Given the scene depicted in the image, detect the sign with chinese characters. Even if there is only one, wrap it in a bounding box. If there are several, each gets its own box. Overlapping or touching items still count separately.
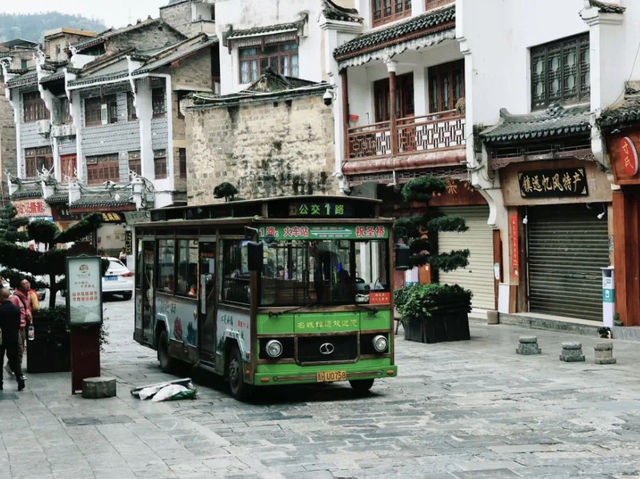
[125,230,132,255]
[617,137,639,178]
[369,292,391,305]
[66,256,103,325]
[509,213,519,280]
[518,168,588,198]
[101,212,124,223]
[13,199,52,218]
[295,316,359,332]
[288,202,349,218]
[258,224,388,241]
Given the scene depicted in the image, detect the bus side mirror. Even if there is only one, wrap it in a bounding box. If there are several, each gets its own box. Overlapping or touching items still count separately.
[247,242,263,272]
[394,244,411,271]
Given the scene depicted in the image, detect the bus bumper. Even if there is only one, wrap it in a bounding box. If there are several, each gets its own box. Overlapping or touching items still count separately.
[253,365,397,386]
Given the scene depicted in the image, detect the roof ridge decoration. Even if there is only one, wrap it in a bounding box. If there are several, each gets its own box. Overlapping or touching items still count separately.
[587,0,626,14]
[222,17,307,51]
[482,103,592,144]
[322,0,363,23]
[334,4,455,68]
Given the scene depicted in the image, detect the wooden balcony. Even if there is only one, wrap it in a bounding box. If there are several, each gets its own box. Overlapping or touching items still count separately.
[347,110,465,161]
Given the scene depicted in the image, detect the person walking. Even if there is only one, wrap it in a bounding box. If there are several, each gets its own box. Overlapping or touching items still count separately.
[119,247,127,266]
[0,288,25,391]
[9,278,33,372]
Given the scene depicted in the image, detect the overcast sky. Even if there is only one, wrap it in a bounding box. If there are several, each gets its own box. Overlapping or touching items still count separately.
[2,1,169,30]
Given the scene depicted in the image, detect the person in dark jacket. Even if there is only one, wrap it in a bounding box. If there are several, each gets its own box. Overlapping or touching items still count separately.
[0,288,25,391]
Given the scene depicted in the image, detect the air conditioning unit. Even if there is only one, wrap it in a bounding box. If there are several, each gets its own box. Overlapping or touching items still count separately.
[36,119,51,136]
[51,124,76,138]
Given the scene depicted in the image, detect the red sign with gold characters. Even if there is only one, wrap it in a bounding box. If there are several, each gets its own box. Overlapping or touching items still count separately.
[510,213,519,280]
[369,292,391,305]
[618,136,639,178]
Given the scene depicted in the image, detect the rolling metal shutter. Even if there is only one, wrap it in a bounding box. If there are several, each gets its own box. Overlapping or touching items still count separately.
[438,206,495,310]
[527,205,609,321]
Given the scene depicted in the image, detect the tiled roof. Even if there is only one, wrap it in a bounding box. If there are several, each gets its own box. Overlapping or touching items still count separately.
[70,194,135,209]
[46,193,69,204]
[322,0,362,23]
[481,103,591,144]
[67,70,129,87]
[334,4,455,59]
[135,36,218,74]
[10,184,42,200]
[39,71,66,84]
[599,88,640,129]
[6,71,38,88]
[225,21,304,42]
[190,69,327,108]
[588,0,625,14]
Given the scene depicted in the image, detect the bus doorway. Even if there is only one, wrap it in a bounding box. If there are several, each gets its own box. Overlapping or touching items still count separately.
[199,242,217,363]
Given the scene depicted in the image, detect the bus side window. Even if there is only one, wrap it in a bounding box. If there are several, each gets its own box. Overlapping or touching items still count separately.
[221,240,250,304]
[157,239,175,294]
[177,239,198,296]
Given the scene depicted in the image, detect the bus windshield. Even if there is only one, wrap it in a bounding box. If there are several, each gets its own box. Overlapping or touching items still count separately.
[260,239,389,307]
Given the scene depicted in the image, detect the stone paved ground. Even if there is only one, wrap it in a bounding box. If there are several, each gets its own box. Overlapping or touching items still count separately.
[1,297,640,478]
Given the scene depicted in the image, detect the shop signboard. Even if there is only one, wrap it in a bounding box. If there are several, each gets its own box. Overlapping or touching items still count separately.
[13,199,52,218]
[509,213,519,280]
[258,224,388,240]
[66,256,103,326]
[518,167,588,198]
[614,136,639,179]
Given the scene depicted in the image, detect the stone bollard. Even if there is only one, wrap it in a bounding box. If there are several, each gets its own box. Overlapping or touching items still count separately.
[487,310,499,325]
[594,342,616,364]
[82,377,117,399]
[559,342,585,362]
[516,336,541,355]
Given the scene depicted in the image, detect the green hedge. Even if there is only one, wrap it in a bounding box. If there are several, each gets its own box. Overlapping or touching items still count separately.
[395,283,472,322]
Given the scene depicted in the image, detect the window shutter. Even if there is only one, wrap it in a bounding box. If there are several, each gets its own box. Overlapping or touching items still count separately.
[101,103,108,125]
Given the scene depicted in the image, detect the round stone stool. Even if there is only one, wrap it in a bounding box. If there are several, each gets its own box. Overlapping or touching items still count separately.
[559,342,585,362]
[516,336,541,355]
[594,342,616,364]
[82,377,117,399]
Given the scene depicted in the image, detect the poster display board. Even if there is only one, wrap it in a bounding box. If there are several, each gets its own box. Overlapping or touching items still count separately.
[66,256,103,326]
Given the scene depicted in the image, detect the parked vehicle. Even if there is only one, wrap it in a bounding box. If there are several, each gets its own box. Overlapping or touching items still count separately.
[102,257,133,300]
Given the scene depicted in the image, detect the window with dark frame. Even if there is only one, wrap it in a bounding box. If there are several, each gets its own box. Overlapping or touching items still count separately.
[371,0,411,27]
[531,33,590,110]
[24,147,53,178]
[86,153,120,184]
[176,239,198,297]
[428,59,465,113]
[157,239,176,294]
[178,148,187,178]
[154,149,167,179]
[22,91,49,123]
[152,87,166,118]
[373,72,415,123]
[60,97,72,124]
[127,92,137,121]
[84,95,117,126]
[221,240,250,304]
[60,154,76,180]
[128,151,141,176]
[239,41,298,84]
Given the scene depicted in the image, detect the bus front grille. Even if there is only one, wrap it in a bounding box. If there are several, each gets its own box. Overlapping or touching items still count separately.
[297,335,358,364]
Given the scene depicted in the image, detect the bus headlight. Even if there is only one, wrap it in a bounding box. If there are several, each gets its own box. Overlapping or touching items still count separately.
[265,339,283,358]
[372,335,388,353]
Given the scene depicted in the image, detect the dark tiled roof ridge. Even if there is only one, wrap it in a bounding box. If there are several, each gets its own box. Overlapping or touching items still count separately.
[498,103,590,123]
[225,19,305,41]
[334,4,455,59]
[322,0,363,23]
[588,0,626,14]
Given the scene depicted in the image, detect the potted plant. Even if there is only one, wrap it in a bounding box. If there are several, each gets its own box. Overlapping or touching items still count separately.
[394,176,472,343]
[28,307,71,373]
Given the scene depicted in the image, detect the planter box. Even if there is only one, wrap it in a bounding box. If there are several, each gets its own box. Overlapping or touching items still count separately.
[403,308,470,344]
[27,320,71,373]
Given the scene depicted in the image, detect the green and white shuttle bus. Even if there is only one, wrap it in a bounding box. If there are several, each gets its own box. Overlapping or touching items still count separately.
[133,196,397,399]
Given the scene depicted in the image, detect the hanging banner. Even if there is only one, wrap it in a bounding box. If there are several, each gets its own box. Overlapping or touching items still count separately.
[509,213,519,281]
[66,256,103,325]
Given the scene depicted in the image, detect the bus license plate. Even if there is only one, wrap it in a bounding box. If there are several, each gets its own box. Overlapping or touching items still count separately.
[317,370,347,382]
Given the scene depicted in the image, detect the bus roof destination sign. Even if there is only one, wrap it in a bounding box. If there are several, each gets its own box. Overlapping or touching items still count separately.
[288,201,352,218]
[258,224,388,240]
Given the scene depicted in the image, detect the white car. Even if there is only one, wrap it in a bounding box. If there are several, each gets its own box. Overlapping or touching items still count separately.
[102,257,133,300]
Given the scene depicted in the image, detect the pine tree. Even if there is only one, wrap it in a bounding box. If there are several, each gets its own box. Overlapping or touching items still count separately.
[0,206,102,308]
[393,176,470,272]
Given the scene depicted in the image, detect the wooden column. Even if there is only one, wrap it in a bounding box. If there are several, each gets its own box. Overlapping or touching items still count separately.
[387,60,398,156]
[613,188,640,326]
[493,229,502,311]
[340,69,350,160]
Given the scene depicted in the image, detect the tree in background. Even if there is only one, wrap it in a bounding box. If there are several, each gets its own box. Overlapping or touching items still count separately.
[0,13,106,43]
[0,205,102,308]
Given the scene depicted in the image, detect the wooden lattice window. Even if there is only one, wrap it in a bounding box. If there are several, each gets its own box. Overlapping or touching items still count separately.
[178,148,186,178]
[24,146,53,178]
[152,88,166,118]
[371,0,411,27]
[428,59,464,113]
[154,149,167,179]
[239,41,299,83]
[531,33,590,110]
[424,0,453,11]
[128,151,141,176]
[373,72,415,122]
[86,154,120,184]
[22,91,49,123]
[84,95,117,126]
[60,154,76,180]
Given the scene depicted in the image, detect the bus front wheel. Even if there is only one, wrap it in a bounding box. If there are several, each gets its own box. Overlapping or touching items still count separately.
[158,330,177,373]
[228,345,253,401]
[349,378,374,395]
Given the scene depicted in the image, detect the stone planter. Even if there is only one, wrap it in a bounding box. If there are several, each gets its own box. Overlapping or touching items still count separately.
[403,308,470,343]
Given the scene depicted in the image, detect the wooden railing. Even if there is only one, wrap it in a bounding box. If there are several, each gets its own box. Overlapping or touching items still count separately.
[347,110,465,160]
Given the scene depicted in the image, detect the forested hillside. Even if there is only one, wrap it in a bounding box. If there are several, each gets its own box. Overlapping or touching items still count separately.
[0,13,106,43]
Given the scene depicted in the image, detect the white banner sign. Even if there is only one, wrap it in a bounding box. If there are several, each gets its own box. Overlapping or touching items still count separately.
[67,256,103,325]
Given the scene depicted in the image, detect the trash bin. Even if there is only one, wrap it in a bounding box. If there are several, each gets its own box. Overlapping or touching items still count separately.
[601,266,614,327]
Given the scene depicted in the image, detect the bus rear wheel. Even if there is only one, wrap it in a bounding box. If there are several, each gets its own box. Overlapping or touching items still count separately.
[227,345,253,401]
[158,330,177,373]
[349,378,374,395]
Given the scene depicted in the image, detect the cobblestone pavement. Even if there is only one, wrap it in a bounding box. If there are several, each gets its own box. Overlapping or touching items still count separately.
[2,297,640,478]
